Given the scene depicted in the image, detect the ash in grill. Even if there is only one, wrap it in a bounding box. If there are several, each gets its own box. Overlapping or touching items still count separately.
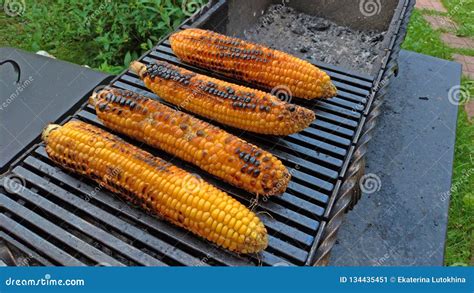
[244,5,386,74]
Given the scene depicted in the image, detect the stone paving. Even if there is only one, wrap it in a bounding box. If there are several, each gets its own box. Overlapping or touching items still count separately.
[415,0,447,12]
[465,101,474,122]
[423,15,458,31]
[416,0,473,118]
[441,33,474,50]
[453,54,474,80]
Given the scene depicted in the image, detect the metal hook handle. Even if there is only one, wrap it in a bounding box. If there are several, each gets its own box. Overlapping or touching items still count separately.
[0,59,21,84]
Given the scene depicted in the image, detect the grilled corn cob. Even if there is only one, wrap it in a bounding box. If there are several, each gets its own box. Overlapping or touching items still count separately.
[90,88,290,196]
[130,61,315,135]
[42,121,268,253]
[169,28,337,99]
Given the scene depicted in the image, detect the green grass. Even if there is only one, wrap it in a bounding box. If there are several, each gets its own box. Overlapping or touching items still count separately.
[0,0,200,74]
[402,10,452,59]
[403,5,474,266]
[446,93,474,266]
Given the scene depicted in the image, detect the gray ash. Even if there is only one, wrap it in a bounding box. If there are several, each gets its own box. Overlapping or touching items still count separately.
[243,5,386,74]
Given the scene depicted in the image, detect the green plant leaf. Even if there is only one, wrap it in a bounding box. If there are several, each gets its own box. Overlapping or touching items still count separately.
[124,51,132,66]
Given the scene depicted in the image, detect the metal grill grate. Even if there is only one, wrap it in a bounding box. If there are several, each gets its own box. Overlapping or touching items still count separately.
[1,0,415,265]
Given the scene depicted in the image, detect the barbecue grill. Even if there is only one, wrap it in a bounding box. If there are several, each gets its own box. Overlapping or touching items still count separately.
[0,0,415,266]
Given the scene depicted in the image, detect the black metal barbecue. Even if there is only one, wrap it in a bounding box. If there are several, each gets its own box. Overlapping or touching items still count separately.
[0,0,415,266]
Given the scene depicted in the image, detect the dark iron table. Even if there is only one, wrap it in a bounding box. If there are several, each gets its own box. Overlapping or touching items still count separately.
[330,50,462,266]
[0,48,111,172]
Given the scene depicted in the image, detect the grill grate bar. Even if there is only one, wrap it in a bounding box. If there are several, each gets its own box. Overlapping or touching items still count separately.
[300,127,351,148]
[4,170,169,266]
[311,120,354,138]
[0,231,53,266]
[0,194,125,266]
[1,213,85,266]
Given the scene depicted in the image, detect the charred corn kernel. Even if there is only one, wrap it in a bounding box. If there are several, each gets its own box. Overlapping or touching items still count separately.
[90,88,290,195]
[42,121,268,254]
[130,61,315,135]
[169,28,337,99]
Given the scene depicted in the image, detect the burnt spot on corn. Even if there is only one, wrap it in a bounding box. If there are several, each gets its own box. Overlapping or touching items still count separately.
[196,129,205,137]
[96,88,157,119]
[145,62,195,85]
[237,147,262,177]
